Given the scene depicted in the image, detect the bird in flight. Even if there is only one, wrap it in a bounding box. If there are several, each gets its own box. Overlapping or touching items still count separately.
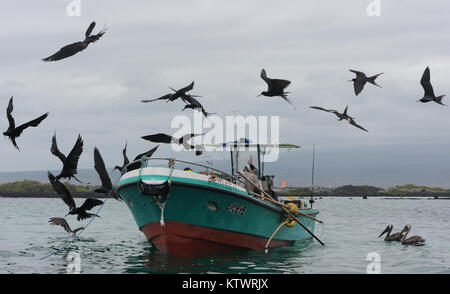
[310,106,369,132]
[48,217,84,237]
[181,94,215,117]
[113,142,129,173]
[258,69,295,109]
[417,66,446,106]
[142,133,203,150]
[48,171,103,221]
[43,21,106,62]
[3,97,49,150]
[141,81,198,103]
[348,70,383,96]
[93,147,120,200]
[50,133,84,183]
[114,143,160,173]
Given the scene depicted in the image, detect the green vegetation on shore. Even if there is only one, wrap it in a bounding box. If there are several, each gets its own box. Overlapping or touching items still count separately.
[0,179,92,194]
[276,184,450,196]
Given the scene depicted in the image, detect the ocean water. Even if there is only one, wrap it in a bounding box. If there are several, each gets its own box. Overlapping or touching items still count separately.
[0,197,449,274]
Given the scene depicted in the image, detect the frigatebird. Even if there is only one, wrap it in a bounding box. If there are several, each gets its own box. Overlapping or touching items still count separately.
[114,143,160,173]
[48,217,84,237]
[417,66,446,105]
[142,133,203,150]
[50,133,84,183]
[113,142,129,173]
[258,69,295,109]
[43,21,106,62]
[310,106,369,132]
[48,171,103,221]
[141,81,197,103]
[93,147,120,200]
[3,96,48,150]
[349,70,383,96]
[181,94,215,117]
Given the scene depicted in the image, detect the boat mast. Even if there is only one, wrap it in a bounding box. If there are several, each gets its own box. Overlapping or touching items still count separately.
[310,144,315,208]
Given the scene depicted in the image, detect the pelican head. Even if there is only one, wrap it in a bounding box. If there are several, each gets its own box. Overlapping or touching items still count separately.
[378,225,392,238]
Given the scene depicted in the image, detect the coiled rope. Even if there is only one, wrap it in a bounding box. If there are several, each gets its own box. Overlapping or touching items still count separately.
[40,175,122,260]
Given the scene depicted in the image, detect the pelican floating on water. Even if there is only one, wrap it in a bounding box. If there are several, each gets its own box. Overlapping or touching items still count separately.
[399,224,426,246]
[378,224,403,241]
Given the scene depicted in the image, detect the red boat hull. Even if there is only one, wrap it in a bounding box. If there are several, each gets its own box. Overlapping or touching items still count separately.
[141,220,294,255]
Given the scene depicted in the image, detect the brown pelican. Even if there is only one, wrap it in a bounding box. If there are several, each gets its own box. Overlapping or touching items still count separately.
[43,21,106,62]
[417,66,446,106]
[349,70,383,96]
[400,224,426,246]
[3,97,49,150]
[378,225,403,241]
[48,217,84,237]
[258,69,295,109]
[310,105,369,132]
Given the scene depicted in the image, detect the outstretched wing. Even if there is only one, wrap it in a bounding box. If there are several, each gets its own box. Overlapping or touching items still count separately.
[6,96,15,129]
[66,134,84,175]
[310,106,339,115]
[349,69,367,78]
[42,42,87,62]
[260,69,272,87]
[353,80,366,96]
[80,198,103,211]
[48,217,72,233]
[50,133,67,163]
[271,79,291,91]
[94,147,113,192]
[420,66,435,97]
[85,21,96,38]
[141,94,173,103]
[122,142,129,166]
[14,112,49,137]
[133,145,159,161]
[177,81,195,94]
[48,171,76,210]
[348,118,369,132]
[141,133,173,144]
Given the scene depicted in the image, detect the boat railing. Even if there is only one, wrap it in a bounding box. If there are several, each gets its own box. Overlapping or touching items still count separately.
[122,157,251,192]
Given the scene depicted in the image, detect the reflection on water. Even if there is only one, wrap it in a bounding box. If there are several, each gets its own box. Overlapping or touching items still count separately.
[1,197,450,273]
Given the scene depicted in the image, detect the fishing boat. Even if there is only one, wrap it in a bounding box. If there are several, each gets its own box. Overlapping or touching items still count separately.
[117,140,321,255]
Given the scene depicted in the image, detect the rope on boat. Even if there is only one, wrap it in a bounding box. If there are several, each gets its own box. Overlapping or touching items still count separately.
[40,176,122,261]
[265,220,290,254]
[157,157,175,227]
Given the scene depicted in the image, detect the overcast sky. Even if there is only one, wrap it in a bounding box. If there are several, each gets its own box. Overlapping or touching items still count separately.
[1,0,450,188]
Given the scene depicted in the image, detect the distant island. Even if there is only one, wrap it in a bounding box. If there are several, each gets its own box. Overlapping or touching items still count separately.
[276,184,450,197]
[1,180,449,198]
[0,179,107,198]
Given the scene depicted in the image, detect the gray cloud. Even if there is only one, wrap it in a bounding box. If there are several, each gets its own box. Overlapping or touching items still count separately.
[1,1,450,188]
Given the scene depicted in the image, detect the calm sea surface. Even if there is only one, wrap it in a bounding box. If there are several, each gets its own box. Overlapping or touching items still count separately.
[0,197,449,274]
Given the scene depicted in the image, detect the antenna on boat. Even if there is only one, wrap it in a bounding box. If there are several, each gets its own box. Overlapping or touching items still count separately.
[310,144,315,208]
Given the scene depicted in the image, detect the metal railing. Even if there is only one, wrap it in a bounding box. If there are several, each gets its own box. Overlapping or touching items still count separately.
[122,157,250,191]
